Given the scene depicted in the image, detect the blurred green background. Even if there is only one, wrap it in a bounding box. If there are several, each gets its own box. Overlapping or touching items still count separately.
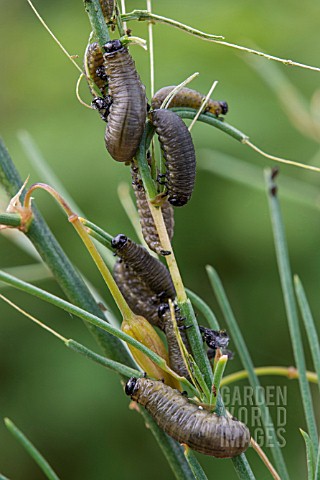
[1,0,320,478]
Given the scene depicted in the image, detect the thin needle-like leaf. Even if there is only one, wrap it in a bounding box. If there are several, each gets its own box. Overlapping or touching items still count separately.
[265,169,318,450]
[207,266,289,480]
[294,275,320,397]
[316,443,320,480]
[300,429,316,480]
[186,288,219,330]
[4,418,60,480]
[183,446,209,480]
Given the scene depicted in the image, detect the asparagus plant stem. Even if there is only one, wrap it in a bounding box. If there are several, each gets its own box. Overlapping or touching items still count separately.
[265,169,318,451]
[207,266,289,480]
[4,418,60,480]
[83,0,110,45]
[183,446,208,480]
[0,213,22,228]
[210,355,228,407]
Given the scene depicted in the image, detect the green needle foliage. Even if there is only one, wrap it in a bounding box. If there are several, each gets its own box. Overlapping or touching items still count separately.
[4,419,60,480]
[300,430,316,480]
[265,169,318,451]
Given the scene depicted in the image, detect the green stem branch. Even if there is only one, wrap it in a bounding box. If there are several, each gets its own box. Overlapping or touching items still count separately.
[83,0,110,45]
[4,418,60,480]
[0,213,22,228]
[265,169,318,450]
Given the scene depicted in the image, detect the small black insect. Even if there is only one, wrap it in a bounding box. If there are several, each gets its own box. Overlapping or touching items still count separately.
[151,86,228,116]
[150,109,196,207]
[131,164,174,255]
[103,40,147,163]
[112,234,175,299]
[125,377,251,458]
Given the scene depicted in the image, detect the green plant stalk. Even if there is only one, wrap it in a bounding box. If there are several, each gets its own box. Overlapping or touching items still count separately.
[265,169,318,450]
[86,227,113,251]
[141,229,253,474]
[300,429,316,480]
[137,408,196,480]
[69,337,197,397]
[178,299,213,389]
[183,446,208,480]
[221,366,318,386]
[135,127,215,390]
[0,139,133,366]
[0,213,22,227]
[4,418,60,480]
[83,0,110,45]
[207,266,289,480]
[66,340,142,378]
[210,355,228,408]
[294,276,320,396]
[186,288,220,330]
[114,2,125,37]
[135,125,254,480]
[80,217,113,248]
[135,124,158,200]
[231,455,256,480]
[171,108,248,142]
[0,474,10,480]
[120,10,320,73]
[316,443,320,480]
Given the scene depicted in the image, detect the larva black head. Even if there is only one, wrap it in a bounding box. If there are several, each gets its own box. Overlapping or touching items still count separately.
[219,101,228,115]
[169,195,188,207]
[158,303,170,318]
[103,39,123,54]
[111,234,128,250]
[125,377,138,396]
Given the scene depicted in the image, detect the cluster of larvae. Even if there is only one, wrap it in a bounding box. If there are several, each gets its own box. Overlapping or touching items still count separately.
[84,4,250,458]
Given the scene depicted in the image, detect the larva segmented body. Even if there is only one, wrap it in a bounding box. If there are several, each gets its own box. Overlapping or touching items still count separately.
[84,42,107,96]
[150,109,196,207]
[113,259,162,327]
[158,303,191,379]
[126,377,251,458]
[103,40,147,163]
[111,234,175,299]
[151,86,228,116]
[131,164,174,255]
[99,0,115,22]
